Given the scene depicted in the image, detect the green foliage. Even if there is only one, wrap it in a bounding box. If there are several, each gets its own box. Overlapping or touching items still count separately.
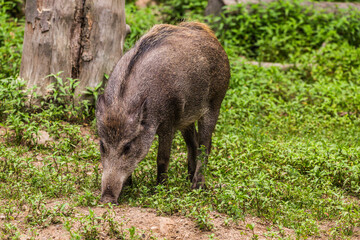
[0,74,97,145]
[160,0,207,23]
[64,208,155,239]
[84,81,104,106]
[0,77,27,121]
[75,189,100,207]
[141,0,360,63]
[1,0,24,18]
[312,0,360,2]
[25,199,74,226]
[0,0,24,78]
[0,222,20,239]
[124,4,161,52]
[208,0,360,62]
[46,72,80,109]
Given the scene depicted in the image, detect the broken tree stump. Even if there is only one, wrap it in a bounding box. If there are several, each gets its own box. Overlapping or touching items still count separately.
[20,0,127,101]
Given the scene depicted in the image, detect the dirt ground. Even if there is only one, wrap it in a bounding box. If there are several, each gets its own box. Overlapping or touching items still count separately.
[3,203,296,240]
[3,198,360,239]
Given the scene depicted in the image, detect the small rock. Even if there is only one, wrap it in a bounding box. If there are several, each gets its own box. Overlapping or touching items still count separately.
[151,226,159,231]
[37,130,53,145]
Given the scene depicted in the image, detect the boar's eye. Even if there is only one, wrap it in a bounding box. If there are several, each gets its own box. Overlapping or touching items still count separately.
[123,142,132,155]
[100,140,105,153]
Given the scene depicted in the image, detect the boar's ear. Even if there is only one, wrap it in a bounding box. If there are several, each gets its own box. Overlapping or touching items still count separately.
[96,94,106,115]
[128,97,147,125]
[139,98,148,126]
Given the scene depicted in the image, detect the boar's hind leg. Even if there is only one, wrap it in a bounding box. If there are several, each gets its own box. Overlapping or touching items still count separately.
[191,107,221,189]
[156,128,175,184]
[181,123,199,181]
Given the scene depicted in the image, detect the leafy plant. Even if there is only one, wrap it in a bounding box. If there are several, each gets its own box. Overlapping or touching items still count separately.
[46,72,80,109]
[0,0,24,78]
[124,4,161,52]
[84,81,104,106]
[207,0,360,62]
[0,222,20,240]
[160,0,207,23]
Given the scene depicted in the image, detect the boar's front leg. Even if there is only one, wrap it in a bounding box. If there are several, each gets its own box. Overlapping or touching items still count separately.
[156,127,175,184]
[191,106,221,189]
[181,123,198,181]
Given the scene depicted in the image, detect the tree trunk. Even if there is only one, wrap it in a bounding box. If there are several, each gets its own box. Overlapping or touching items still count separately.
[20,0,126,101]
[205,0,225,16]
[205,0,360,15]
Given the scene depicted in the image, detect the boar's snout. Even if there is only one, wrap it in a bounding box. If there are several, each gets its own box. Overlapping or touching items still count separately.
[99,172,126,205]
[100,192,119,205]
[100,185,121,205]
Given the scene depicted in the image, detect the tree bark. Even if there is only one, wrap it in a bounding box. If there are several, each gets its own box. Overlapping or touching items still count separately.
[20,0,126,101]
[205,0,225,16]
[205,0,360,15]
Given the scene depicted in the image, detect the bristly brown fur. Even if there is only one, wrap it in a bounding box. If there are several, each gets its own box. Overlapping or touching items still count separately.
[98,108,126,144]
[178,22,217,39]
[97,95,146,144]
[123,25,177,88]
[97,20,230,204]
[119,22,217,97]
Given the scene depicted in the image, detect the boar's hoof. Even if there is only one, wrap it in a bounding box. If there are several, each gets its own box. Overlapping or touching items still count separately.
[191,181,207,190]
[156,174,168,185]
[191,175,206,189]
[100,195,119,205]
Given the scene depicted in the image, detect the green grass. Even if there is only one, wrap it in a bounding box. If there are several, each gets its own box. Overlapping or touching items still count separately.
[1,0,360,239]
[0,0,24,79]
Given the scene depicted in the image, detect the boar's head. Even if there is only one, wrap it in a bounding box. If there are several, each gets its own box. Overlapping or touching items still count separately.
[96,94,155,204]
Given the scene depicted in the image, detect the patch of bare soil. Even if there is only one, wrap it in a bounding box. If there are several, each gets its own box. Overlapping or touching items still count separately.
[84,206,296,240]
[0,125,8,143]
[80,124,97,142]
[2,202,296,240]
[5,202,360,240]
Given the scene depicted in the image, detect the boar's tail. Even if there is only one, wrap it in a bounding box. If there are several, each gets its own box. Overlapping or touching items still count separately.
[178,22,217,40]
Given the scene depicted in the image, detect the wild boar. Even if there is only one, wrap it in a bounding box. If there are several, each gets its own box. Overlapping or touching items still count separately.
[96,22,230,204]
